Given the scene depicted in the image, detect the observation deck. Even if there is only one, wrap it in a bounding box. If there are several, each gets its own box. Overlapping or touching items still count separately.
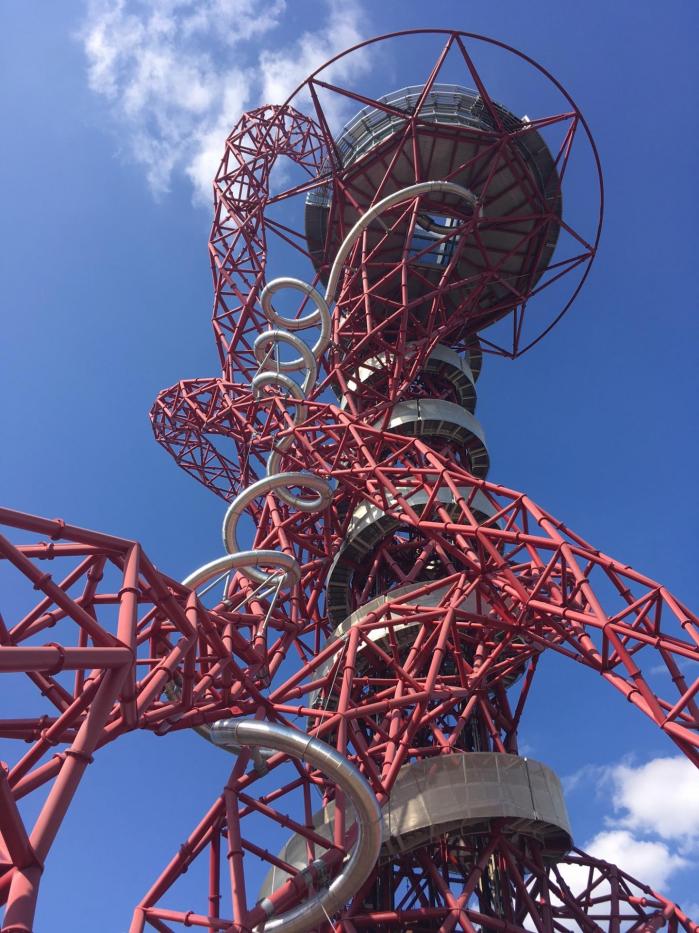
[259,753,572,900]
[306,84,562,333]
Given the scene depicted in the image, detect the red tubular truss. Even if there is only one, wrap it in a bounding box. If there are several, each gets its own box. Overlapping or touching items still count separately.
[2,28,697,933]
[0,509,269,931]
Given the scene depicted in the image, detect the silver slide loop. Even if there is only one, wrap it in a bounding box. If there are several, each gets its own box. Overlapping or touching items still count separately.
[253,328,318,389]
[251,370,308,423]
[260,276,331,361]
[324,180,480,304]
[209,719,382,933]
[266,444,292,479]
[218,271,333,589]
[222,473,332,586]
[182,551,301,591]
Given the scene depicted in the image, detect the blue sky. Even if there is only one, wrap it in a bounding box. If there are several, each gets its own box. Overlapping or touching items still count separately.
[1,0,698,927]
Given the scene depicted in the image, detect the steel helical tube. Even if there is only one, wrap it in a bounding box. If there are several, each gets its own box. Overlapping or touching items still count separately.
[191,180,478,592]
[181,180,481,921]
[209,719,382,933]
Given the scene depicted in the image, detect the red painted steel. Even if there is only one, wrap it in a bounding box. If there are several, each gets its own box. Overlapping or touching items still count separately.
[0,510,268,930]
[1,28,697,933]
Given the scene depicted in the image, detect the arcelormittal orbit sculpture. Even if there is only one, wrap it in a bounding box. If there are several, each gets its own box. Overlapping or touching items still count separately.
[2,29,699,933]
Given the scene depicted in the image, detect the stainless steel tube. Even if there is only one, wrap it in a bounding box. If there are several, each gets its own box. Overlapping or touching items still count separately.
[324,180,480,303]
[210,719,382,933]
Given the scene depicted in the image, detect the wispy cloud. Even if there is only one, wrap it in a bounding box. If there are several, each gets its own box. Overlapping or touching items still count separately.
[561,761,611,796]
[563,755,698,904]
[258,0,369,121]
[79,0,369,203]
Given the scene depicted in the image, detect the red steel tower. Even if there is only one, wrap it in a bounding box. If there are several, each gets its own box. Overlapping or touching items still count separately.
[2,28,699,933]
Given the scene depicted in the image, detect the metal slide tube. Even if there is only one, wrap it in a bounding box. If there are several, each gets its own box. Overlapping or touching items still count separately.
[260,276,331,361]
[180,181,481,923]
[189,279,334,591]
[324,180,479,304]
[190,181,477,595]
[253,329,317,390]
[182,551,301,591]
[221,473,333,587]
[209,719,382,933]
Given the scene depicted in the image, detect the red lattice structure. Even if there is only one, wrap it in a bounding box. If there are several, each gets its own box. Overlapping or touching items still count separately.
[0,508,277,931]
[2,28,698,933]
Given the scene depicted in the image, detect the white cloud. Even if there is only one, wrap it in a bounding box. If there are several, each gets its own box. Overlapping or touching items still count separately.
[554,829,689,912]
[608,756,699,842]
[586,828,688,891]
[79,0,370,202]
[559,755,699,913]
[565,755,699,845]
[259,0,368,125]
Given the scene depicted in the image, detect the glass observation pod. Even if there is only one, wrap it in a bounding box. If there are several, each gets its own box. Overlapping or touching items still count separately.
[305,84,562,334]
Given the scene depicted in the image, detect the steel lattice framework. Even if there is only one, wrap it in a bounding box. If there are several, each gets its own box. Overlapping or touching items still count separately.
[1,28,698,933]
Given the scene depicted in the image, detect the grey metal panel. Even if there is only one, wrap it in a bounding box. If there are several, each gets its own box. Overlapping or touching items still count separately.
[305,84,561,323]
[308,582,480,715]
[330,580,476,643]
[336,342,479,410]
[346,484,495,546]
[310,581,534,723]
[383,399,489,477]
[258,753,573,899]
[327,85,555,189]
[326,485,497,625]
[381,755,571,856]
[425,341,481,385]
